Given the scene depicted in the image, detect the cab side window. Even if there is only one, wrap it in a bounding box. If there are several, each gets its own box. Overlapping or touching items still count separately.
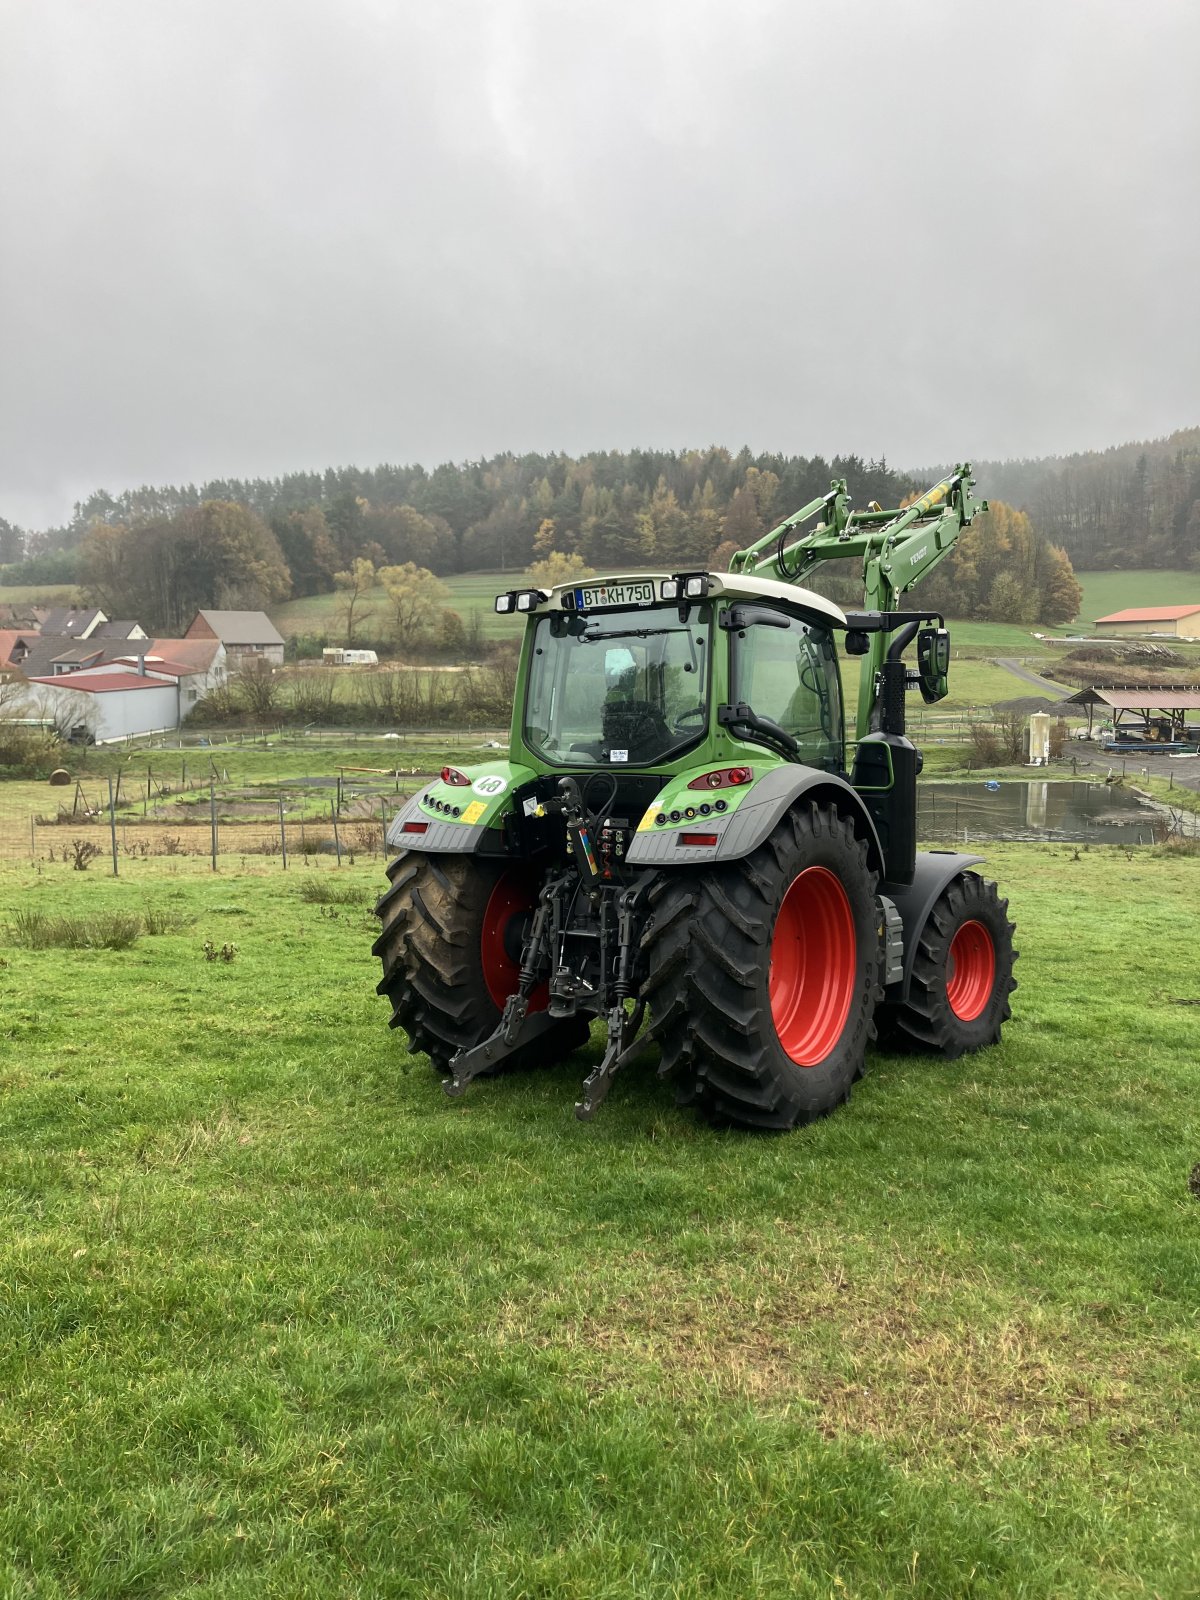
[732,616,843,769]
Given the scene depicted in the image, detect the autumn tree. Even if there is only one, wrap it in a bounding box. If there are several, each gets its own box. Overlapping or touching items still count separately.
[378,562,450,649]
[722,486,761,549]
[1036,543,1083,624]
[271,507,338,597]
[531,518,558,558]
[362,504,446,570]
[525,551,595,588]
[80,500,290,633]
[334,557,377,644]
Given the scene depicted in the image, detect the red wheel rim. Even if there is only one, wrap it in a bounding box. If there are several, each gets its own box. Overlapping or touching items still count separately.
[946,919,995,1022]
[480,869,547,1013]
[769,866,857,1066]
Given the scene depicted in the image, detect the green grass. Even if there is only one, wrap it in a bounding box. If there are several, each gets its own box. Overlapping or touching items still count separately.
[0,846,1196,1595]
[0,583,80,606]
[1074,569,1200,626]
[272,571,519,645]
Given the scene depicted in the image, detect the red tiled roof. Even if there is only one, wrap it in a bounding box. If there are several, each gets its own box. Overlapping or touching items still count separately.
[0,629,39,664]
[148,637,221,669]
[1096,605,1200,623]
[26,671,174,693]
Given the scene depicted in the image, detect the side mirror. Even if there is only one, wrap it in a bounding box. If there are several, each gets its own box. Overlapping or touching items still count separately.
[843,629,871,657]
[916,626,950,704]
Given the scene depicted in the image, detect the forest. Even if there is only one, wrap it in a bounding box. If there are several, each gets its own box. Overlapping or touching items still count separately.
[6,426,1196,631]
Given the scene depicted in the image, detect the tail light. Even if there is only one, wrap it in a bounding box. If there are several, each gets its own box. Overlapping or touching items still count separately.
[441,767,471,786]
[402,821,429,834]
[687,766,753,791]
[679,832,719,848]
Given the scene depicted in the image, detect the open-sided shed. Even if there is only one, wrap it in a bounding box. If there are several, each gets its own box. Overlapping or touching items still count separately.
[1058,685,1200,739]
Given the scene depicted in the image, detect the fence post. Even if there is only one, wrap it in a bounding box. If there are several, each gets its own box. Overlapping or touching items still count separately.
[210,779,218,872]
[30,814,36,863]
[108,777,119,877]
[380,797,388,856]
[331,799,342,865]
[278,791,288,870]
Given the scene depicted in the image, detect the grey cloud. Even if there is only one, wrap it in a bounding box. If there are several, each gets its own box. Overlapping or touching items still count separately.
[2,0,1198,527]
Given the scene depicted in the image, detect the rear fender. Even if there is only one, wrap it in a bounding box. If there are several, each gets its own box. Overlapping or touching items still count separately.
[384,761,533,855]
[625,764,885,874]
[881,851,985,1001]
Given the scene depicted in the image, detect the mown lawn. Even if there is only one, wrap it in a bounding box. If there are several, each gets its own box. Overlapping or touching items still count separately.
[272,573,518,645]
[0,842,1196,1597]
[1074,570,1200,626]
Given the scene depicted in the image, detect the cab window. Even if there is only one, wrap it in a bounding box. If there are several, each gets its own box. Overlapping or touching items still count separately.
[730,613,843,770]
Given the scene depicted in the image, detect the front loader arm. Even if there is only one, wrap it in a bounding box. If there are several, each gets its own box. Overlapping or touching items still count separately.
[731,464,987,739]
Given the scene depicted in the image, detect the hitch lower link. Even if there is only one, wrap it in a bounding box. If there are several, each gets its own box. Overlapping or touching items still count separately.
[443,878,649,1121]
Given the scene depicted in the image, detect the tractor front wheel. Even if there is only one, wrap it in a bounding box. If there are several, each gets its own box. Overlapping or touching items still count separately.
[876,874,1017,1056]
[643,802,882,1130]
[373,852,591,1075]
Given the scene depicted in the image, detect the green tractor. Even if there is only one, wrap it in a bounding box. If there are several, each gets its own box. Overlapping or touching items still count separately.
[373,464,1017,1129]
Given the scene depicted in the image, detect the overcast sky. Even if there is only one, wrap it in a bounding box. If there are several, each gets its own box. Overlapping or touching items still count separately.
[2,0,1198,529]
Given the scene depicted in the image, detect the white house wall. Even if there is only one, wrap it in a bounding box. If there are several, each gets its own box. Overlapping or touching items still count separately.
[28,681,179,742]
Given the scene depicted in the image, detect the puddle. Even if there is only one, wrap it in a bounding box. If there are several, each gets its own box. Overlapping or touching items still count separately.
[917,780,1158,844]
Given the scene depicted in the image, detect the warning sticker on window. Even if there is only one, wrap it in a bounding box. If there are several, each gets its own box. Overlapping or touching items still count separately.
[610,749,629,763]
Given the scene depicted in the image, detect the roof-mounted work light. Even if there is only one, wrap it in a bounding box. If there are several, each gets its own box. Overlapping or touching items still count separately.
[663,572,711,605]
[494,592,517,614]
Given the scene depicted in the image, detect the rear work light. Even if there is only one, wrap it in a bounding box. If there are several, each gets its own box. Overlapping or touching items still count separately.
[402,821,429,834]
[441,767,471,786]
[687,766,753,790]
[494,592,516,614]
[679,832,719,848]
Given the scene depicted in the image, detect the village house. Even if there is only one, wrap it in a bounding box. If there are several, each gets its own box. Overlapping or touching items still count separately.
[185,610,285,667]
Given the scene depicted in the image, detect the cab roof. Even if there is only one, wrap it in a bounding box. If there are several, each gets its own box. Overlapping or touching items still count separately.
[540,572,847,628]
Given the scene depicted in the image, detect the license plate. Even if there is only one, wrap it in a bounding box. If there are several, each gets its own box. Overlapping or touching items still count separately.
[575,580,655,609]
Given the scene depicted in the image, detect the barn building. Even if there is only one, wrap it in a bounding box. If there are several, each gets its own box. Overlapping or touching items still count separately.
[1095,605,1200,639]
[185,610,285,667]
[24,670,180,743]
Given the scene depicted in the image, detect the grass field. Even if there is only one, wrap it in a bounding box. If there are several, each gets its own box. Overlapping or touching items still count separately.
[0,841,1197,1595]
[0,583,79,607]
[272,573,518,645]
[1073,570,1200,626]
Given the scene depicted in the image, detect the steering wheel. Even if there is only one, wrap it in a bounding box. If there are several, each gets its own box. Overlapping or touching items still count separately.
[672,705,707,733]
[603,698,671,758]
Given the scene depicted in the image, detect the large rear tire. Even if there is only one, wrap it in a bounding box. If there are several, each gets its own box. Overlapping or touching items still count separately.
[642,802,883,1130]
[876,874,1017,1057]
[373,853,591,1074]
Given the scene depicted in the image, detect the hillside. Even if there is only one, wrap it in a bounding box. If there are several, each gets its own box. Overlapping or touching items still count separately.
[1071,569,1200,625]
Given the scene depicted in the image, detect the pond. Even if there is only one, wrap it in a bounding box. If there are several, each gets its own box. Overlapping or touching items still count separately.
[916,780,1158,845]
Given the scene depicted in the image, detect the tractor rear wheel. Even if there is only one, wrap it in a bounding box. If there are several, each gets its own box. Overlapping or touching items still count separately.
[642,802,882,1130]
[373,852,591,1074]
[876,874,1016,1056]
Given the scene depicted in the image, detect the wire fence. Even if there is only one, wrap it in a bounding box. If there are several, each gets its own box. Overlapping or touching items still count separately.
[4,769,419,872]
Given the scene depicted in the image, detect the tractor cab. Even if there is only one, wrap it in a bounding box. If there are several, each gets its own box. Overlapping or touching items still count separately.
[506,570,847,781]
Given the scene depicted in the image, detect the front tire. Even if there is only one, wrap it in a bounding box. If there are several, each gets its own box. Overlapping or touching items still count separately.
[373,853,590,1074]
[642,802,883,1130]
[876,874,1017,1056]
